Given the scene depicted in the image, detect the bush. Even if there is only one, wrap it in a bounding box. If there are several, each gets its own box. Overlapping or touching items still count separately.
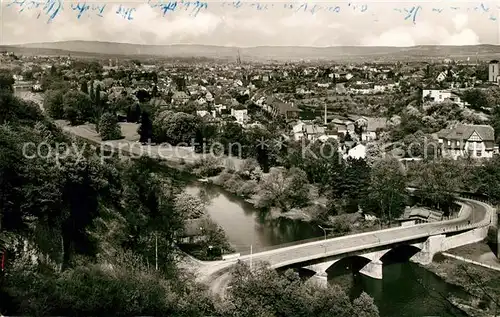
[213,169,235,186]
[99,113,123,141]
[238,158,259,178]
[332,215,351,234]
[236,179,258,198]
[1,261,183,316]
[223,174,244,192]
[191,157,223,177]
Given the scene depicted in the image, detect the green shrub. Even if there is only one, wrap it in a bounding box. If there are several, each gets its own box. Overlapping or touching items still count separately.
[99,113,123,141]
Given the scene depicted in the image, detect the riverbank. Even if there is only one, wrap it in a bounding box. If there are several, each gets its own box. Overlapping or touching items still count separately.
[425,243,500,316]
[205,171,387,235]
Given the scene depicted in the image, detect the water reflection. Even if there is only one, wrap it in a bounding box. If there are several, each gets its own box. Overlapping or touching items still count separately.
[186,183,322,253]
[330,263,470,317]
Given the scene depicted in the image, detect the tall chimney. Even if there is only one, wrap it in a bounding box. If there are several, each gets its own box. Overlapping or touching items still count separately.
[324,104,327,125]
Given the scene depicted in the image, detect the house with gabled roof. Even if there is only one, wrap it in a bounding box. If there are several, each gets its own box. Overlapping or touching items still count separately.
[263,96,301,120]
[303,124,325,142]
[437,124,498,159]
[361,117,388,141]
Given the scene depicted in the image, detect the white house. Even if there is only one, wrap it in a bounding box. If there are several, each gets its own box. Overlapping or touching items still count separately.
[196,110,217,118]
[318,134,338,142]
[231,108,249,124]
[422,89,464,106]
[422,89,452,103]
[436,72,447,82]
[345,144,366,160]
[292,122,305,141]
[437,124,498,159]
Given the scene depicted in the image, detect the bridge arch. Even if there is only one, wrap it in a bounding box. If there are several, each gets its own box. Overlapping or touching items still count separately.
[325,255,372,278]
[380,244,422,265]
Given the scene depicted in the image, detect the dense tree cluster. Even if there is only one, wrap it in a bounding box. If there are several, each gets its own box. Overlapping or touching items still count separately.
[224,262,379,317]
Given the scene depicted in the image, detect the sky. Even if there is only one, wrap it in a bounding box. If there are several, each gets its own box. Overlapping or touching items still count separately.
[0,0,499,46]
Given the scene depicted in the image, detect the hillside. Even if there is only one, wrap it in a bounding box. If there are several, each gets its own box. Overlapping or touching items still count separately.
[3,41,500,62]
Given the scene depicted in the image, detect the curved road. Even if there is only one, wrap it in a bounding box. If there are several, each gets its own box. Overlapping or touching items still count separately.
[196,197,494,297]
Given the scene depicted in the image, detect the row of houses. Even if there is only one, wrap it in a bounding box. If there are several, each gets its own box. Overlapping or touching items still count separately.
[291,116,388,143]
[289,122,498,162]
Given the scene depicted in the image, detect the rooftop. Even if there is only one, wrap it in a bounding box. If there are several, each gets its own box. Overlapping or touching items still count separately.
[400,207,443,222]
[437,124,495,142]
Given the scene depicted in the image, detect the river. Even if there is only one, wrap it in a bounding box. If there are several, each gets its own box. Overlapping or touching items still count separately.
[188,182,472,317]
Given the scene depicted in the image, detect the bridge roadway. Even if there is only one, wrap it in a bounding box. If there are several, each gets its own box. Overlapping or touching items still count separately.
[196,197,494,296]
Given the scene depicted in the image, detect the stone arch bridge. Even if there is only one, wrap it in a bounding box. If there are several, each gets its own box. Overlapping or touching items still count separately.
[194,197,495,295]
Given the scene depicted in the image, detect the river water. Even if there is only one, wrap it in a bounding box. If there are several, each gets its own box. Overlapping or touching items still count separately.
[187,182,472,317]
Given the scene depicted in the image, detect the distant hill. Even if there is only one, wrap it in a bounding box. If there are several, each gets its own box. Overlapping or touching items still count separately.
[3,41,500,62]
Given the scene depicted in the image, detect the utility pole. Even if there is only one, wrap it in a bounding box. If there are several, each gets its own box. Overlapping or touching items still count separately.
[250,244,253,270]
[324,104,327,125]
[318,225,327,240]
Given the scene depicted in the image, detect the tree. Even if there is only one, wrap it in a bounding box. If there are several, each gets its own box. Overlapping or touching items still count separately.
[62,90,93,125]
[153,112,200,145]
[353,292,380,317]
[50,65,58,76]
[256,167,311,210]
[113,96,135,115]
[138,111,153,144]
[218,121,244,155]
[127,104,142,123]
[89,80,94,101]
[44,90,65,119]
[491,105,500,144]
[95,84,101,110]
[364,157,407,222]
[198,217,232,257]
[0,70,15,91]
[173,192,205,219]
[120,157,185,269]
[174,76,186,91]
[285,167,311,208]
[470,156,500,203]
[365,142,382,165]
[239,158,260,177]
[244,126,281,170]
[409,159,464,214]
[339,158,371,213]
[136,89,151,103]
[462,89,490,111]
[80,81,88,94]
[99,113,122,141]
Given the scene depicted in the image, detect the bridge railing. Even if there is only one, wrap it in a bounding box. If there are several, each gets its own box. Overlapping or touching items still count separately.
[240,197,494,258]
[236,221,413,255]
